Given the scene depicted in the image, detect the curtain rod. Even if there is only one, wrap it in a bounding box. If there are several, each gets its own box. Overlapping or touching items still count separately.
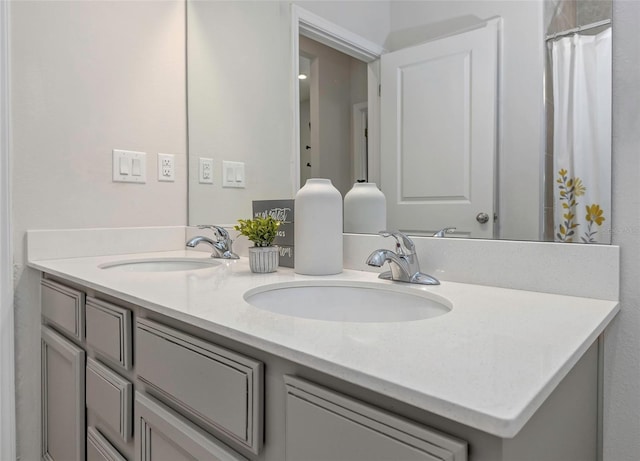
[545,18,611,41]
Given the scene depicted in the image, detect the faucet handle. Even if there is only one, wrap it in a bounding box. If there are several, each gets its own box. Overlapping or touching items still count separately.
[197,225,231,242]
[378,230,415,255]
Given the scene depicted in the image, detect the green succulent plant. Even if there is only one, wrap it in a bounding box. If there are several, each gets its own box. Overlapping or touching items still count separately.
[234,216,281,247]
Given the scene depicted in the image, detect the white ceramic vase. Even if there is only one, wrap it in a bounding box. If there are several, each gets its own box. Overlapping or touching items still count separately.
[248,246,279,273]
[294,178,343,275]
[343,182,386,234]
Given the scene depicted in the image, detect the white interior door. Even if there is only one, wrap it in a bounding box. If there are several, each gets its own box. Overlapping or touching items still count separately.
[381,20,499,238]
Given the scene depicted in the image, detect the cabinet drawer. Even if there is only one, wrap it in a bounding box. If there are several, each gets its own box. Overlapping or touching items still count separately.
[41,278,85,341]
[284,376,468,461]
[87,427,127,461]
[136,319,263,454]
[86,297,132,369]
[135,392,247,461]
[86,358,133,442]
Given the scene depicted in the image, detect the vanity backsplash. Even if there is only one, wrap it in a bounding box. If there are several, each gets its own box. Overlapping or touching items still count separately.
[27,226,619,301]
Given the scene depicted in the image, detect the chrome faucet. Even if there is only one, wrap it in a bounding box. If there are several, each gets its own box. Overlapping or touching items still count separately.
[186,225,239,259]
[366,231,439,285]
[432,227,456,237]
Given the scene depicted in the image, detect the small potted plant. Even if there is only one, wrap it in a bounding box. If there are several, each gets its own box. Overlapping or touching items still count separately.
[234,216,281,273]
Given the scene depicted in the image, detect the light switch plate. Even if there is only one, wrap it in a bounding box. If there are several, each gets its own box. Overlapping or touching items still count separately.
[113,149,146,183]
[199,157,214,184]
[222,161,245,188]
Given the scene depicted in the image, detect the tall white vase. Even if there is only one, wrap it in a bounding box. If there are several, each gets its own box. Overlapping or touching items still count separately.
[294,178,343,275]
[343,182,386,234]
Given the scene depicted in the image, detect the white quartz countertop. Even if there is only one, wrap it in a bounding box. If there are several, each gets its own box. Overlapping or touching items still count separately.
[29,250,619,438]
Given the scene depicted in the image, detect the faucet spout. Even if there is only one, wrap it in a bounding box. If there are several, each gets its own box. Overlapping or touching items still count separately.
[186,235,215,249]
[366,249,408,271]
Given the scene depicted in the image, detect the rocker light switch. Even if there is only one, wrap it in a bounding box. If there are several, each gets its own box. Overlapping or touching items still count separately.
[131,158,142,176]
[119,156,129,175]
[113,149,146,183]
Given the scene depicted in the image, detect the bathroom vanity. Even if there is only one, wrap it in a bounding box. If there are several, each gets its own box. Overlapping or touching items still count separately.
[30,239,619,461]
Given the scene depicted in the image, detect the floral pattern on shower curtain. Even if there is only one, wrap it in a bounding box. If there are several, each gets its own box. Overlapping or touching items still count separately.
[552,28,611,243]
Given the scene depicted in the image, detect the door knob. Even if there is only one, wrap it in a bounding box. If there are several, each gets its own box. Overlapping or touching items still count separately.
[476,212,490,224]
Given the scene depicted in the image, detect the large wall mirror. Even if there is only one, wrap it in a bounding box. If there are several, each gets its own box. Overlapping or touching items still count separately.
[187,0,612,244]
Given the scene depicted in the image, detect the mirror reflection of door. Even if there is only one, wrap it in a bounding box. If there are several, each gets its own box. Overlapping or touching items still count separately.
[381,21,499,239]
[298,36,368,196]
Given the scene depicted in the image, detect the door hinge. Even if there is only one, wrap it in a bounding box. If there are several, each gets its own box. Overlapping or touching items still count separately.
[378,84,381,97]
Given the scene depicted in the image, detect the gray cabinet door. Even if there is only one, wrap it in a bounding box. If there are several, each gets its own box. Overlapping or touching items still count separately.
[86,357,133,442]
[285,376,467,461]
[135,392,247,461]
[87,427,127,461]
[41,326,86,461]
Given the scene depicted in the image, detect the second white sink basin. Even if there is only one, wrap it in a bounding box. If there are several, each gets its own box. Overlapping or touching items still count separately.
[244,281,451,323]
[99,257,221,272]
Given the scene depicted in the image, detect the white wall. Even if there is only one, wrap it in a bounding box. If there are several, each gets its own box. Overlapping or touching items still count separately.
[10,1,187,459]
[605,1,640,458]
[388,1,545,241]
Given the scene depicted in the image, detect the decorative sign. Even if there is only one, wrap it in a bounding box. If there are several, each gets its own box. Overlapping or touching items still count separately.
[252,200,294,267]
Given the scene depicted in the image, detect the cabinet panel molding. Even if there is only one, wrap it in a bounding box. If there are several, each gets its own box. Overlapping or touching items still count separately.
[136,318,263,454]
[86,357,133,442]
[41,278,85,341]
[135,392,248,461]
[284,375,467,461]
[41,325,86,461]
[86,297,132,369]
[87,427,127,461]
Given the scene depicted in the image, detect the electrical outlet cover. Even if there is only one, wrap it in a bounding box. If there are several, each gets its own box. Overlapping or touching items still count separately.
[199,157,214,184]
[158,153,175,182]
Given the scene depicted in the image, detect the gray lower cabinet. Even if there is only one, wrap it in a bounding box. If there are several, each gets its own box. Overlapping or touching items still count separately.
[40,276,597,461]
[135,392,248,461]
[284,376,468,461]
[41,325,86,461]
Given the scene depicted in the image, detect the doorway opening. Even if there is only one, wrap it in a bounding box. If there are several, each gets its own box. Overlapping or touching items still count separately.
[298,36,368,196]
[291,5,383,196]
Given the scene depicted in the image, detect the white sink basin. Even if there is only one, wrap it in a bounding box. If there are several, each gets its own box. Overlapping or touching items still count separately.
[244,281,451,323]
[99,257,221,272]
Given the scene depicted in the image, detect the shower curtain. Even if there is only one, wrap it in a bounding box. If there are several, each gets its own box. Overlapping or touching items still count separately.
[552,28,611,243]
